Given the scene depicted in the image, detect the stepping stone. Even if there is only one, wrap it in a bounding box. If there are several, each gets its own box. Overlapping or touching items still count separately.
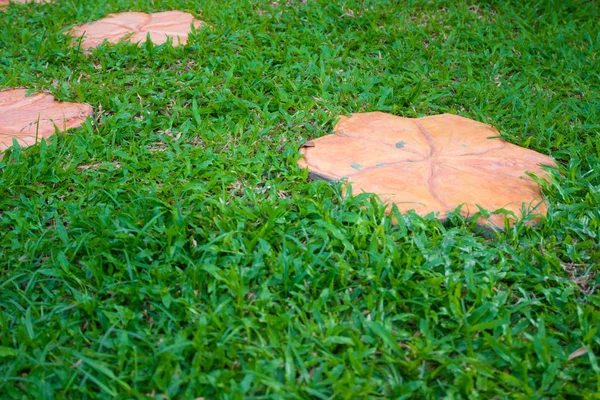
[0,0,48,6]
[68,11,204,49]
[0,89,92,153]
[299,112,557,227]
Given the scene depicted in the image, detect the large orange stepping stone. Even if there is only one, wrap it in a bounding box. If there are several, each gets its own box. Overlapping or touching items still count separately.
[68,11,204,49]
[299,112,557,227]
[0,89,92,153]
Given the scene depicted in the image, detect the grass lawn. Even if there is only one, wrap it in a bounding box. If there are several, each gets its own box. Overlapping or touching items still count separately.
[1,0,599,397]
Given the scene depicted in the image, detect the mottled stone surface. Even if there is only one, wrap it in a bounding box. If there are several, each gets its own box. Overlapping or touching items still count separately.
[0,89,92,152]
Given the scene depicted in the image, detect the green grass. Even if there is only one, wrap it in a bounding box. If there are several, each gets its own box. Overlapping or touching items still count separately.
[1,0,599,397]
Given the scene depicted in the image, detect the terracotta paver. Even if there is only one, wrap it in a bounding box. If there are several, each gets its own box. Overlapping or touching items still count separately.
[69,11,204,49]
[0,0,48,6]
[0,89,92,152]
[299,112,557,226]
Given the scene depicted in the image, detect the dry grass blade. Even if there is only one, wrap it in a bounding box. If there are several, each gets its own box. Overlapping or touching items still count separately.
[568,346,588,361]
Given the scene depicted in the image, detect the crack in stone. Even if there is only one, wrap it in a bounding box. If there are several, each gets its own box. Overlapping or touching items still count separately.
[426,161,450,210]
[414,120,436,157]
[451,142,507,157]
[413,121,449,209]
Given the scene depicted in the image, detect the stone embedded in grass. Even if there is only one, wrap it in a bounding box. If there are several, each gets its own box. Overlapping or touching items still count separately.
[68,11,204,49]
[0,89,92,153]
[298,112,557,227]
[0,0,50,7]
[0,0,49,6]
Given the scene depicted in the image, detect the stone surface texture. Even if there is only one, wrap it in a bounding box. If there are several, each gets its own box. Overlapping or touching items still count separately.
[0,89,92,152]
[69,11,204,49]
[298,112,557,226]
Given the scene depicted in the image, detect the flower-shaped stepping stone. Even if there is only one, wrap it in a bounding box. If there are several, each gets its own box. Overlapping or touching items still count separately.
[68,11,204,49]
[0,89,92,153]
[299,112,557,226]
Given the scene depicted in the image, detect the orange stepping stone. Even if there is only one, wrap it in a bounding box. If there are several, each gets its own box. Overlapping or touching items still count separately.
[299,112,557,227]
[0,0,49,6]
[0,89,92,153]
[68,11,204,49]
